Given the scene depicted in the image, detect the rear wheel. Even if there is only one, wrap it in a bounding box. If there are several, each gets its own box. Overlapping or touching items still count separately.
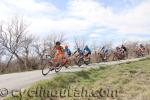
[55,63,63,73]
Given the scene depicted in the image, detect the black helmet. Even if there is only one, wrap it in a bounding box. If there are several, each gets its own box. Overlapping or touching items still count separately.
[56,41,61,45]
[121,45,124,47]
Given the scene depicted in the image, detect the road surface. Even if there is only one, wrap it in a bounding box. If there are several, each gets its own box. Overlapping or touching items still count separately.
[0,57,148,99]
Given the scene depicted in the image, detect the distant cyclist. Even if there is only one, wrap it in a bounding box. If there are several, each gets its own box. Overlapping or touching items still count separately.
[140,44,145,51]
[73,48,83,58]
[101,46,109,61]
[121,45,128,58]
[83,45,91,57]
[139,44,145,56]
[64,45,72,57]
[101,46,109,55]
[116,46,122,55]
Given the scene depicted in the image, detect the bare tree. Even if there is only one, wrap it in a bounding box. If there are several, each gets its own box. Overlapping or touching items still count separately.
[0,44,5,67]
[74,37,86,50]
[0,17,28,67]
[0,45,5,56]
[143,41,150,55]
[48,33,66,45]
[33,39,49,66]
[101,41,113,49]
[21,35,34,68]
[125,41,139,58]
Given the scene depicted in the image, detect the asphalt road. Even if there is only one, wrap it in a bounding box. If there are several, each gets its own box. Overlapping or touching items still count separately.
[0,57,148,99]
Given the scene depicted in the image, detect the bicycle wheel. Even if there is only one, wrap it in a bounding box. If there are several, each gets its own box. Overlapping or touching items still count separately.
[77,58,83,67]
[42,61,54,76]
[55,63,63,73]
[84,58,90,65]
[113,54,118,61]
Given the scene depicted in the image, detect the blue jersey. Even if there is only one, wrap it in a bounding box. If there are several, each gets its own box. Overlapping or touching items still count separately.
[101,47,109,53]
[65,48,71,56]
[77,48,83,56]
[84,47,91,54]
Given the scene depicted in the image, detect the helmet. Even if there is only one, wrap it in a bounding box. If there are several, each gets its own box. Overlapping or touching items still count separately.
[102,46,105,49]
[140,44,143,46]
[56,41,61,45]
[65,45,68,48]
[77,48,80,51]
[116,47,119,49]
[85,45,88,48]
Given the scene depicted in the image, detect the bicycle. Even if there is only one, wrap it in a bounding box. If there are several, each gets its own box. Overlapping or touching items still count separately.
[74,53,91,67]
[42,55,67,76]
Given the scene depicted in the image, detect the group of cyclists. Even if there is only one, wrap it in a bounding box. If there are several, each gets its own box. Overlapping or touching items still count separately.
[49,41,147,67]
[42,41,147,75]
[53,41,145,62]
[50,41,91,67]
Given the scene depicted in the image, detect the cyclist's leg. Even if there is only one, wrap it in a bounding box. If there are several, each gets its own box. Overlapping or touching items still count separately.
[53,54,59,67]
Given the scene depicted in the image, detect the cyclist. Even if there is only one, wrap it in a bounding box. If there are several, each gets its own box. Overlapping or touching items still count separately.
[121,45,128,57]
[101,46,109,60]
[83,45,91,58]
[116,46,122,55]
[73,48,83,57]
[53,41,67,65]
[64,45,72,57]
[139,44,145,56]
[140,44,145,50]
[101,46,109,54]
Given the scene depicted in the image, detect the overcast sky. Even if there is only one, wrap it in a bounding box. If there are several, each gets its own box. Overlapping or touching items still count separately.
[0,0,150,46]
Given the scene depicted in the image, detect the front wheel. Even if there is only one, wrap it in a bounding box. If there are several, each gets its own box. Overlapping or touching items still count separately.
[84,61,90,65]
[42,62,54,76]
[74,57,83,67]
[84,58,90,65]
[77,58,83,67]
[112,53,118,61]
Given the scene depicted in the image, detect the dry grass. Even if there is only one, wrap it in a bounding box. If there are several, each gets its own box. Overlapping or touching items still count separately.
[6,58,150,100]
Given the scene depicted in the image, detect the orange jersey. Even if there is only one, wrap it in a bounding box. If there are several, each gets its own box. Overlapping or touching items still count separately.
[53,46,65,62]
[54,46,64,55]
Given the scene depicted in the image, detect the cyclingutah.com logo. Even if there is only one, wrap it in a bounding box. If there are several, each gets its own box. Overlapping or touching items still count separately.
[1,86,120,99]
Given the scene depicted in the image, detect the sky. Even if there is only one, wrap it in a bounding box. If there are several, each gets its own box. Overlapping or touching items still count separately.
[0,0,150,47]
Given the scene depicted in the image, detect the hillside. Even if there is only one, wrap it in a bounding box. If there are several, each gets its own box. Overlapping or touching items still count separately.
[6,58,150,100]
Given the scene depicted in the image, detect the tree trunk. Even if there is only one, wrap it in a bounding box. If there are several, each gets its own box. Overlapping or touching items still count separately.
[2,55,13,73]
[25,50,29,69]
[6,55,13,68]
[14,53,25,65]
